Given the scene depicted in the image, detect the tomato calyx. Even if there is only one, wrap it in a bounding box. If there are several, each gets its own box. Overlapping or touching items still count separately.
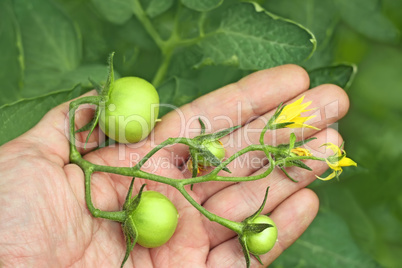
[187,118,241,178]
[238,187,278,268]
[120,178,146,268]
[120,178,179,267]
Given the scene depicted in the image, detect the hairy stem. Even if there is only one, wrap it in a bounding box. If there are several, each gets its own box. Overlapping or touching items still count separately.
[176,186,243,233]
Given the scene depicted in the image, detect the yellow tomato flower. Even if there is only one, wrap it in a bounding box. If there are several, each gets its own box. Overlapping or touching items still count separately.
[291,147,312,156]
[316,143,357,181]
[274,96,319,130]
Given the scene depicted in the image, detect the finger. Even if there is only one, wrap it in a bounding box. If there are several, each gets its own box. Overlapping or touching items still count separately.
[154,64,310,164]
[206,188,319,268]
[202,128,342,248]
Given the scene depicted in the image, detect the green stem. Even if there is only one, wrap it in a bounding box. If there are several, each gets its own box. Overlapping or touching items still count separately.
[69,96,103,161]
[132,0,165,49]
[276,155,325,165]
[152,49,173,88]
[213,155,275,183]
[176,186,243,233]
[68,96,326,227]
[209,144,279,176]
[84,168,126,222]
[69,97,126,222]
[134,137,192,170]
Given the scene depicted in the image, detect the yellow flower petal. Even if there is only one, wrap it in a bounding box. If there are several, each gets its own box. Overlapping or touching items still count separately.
[274,95,319,129]
[325,159,342,171]
[322,142,342,156]
[291,147,312,156]
[287,115,319,129]
[339,157,357,167]
[316,170,337,181]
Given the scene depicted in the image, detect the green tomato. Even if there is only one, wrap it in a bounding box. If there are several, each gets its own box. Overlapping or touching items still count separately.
[195,140,225,167]
[99,77,159,143]
[129,191,179,248]
[246,215,278,255]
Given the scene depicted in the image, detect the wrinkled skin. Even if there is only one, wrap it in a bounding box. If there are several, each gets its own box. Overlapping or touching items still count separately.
[0,65,349,267]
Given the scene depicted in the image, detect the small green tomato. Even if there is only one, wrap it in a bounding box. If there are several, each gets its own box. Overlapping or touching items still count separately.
[195,140,225,168]
[129,191,179,248]
[99,77,159,143]
[246,215,278,255]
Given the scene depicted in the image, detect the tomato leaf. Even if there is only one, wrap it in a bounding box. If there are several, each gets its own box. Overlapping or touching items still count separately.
[14,0,82,98]
[263,0,338,48]
[0,0,23,106]
[0,85,83,146]
[309,64,357,90]
[181,0,223,12]
[90,0,133,25]
[197,2,316,70]
[144,0,174,18]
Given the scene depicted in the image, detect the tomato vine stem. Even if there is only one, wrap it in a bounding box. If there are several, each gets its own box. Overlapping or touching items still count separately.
[68,94,333,268]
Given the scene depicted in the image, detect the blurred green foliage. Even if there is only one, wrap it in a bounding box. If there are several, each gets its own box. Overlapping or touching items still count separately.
[0,0,401,267]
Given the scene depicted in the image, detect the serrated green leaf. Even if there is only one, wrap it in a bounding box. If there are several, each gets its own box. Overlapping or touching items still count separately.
[263,0,338,48]
[309,64,357,90]
[181,0,223,12]
[0,0,23,106]
[0,85,83,146]
[198,2,316,70]
[334,0,400,43]
[91,0,133,25]
[14,0,82,98]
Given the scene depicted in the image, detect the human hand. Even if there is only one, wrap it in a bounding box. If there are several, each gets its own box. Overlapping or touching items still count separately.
[0,65,349,267]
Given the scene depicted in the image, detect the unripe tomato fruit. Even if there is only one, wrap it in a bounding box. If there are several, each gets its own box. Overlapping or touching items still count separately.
[195,140,225,167]
[246,215,278,255]
[129,191,179,248]
[99,77,159,143]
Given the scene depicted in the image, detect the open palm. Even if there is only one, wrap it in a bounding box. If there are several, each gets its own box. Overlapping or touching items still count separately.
[0,65,349,268]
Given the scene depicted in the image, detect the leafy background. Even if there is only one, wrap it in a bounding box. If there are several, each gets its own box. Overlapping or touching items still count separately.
[1,0,401,267]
